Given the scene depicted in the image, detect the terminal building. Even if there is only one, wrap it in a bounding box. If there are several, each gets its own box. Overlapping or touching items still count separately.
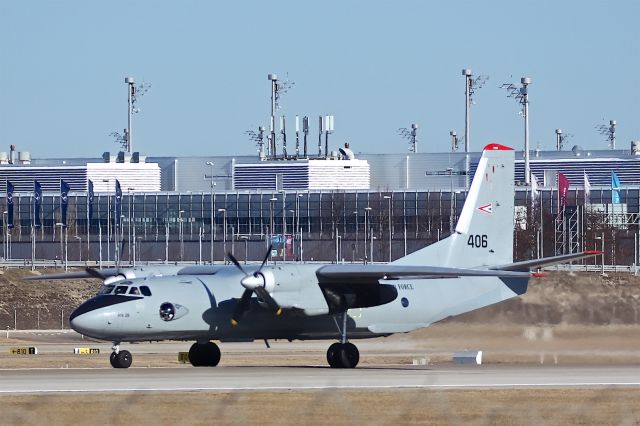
[1,142,639,264]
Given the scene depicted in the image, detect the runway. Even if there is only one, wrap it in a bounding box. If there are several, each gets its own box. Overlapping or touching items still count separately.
[1,365,640,393]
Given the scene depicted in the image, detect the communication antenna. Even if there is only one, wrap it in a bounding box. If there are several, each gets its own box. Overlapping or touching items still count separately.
[246,126,266,159]
[280,116,288,158]
[555,129,574,151]
[267,73,295,159]
[324,115,334,158]
[398,123,419,152]
[110,128,129,151]
[595,119,616,149]
[295,116,300,159]
[449,130,459,152]
[122,77,151,154]
[462,69,489,152]
[501,76,532,184]
[302,116,309,158]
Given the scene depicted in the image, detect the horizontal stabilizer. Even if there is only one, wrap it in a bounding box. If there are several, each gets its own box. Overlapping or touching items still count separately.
[490,251,601,272]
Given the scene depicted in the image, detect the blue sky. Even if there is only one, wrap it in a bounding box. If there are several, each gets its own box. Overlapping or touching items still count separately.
[1,1,638,158]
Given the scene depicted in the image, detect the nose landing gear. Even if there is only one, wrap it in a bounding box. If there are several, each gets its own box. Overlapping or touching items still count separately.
[188,341,221,367]
[327,311,360,368]
[110,343,133,368]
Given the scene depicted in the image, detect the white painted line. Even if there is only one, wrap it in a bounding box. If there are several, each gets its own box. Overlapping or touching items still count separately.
[2,382,640,394]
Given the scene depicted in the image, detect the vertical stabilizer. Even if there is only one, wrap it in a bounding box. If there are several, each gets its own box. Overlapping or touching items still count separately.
[393,143,515,267]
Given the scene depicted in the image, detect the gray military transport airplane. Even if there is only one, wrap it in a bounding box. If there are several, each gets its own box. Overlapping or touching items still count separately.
[29,143,598,369]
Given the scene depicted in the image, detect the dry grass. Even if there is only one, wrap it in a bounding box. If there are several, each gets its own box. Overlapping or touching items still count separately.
[2,388,639,425]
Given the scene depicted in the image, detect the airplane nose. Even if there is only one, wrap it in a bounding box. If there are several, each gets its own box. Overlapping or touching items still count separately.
[69,300,114,337]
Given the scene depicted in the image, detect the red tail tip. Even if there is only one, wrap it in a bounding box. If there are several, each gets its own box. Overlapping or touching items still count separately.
[483,143,514,151]
[531,272,545,278]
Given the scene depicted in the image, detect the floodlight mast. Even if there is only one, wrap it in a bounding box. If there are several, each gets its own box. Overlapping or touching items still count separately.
[461,69,489,153]
[398,124,419,152]
[501,76,532,184]
[268,74,278,159]
[596,119,616,149]
[125,77,134,153]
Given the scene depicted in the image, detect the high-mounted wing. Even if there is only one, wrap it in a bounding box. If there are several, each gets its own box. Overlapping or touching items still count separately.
[316,264,532,285]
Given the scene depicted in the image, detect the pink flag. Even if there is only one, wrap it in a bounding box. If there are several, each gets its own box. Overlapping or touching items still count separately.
[558,172,569,209]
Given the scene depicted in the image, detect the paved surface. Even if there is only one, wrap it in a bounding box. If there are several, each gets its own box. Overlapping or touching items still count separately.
[1,365,640,393]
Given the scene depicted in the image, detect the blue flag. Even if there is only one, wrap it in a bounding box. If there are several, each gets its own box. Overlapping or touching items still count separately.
[88,179,94,220]
[34,181,42,227]
[115,179,122,225]
[611,172,621,204]
[60,180,70,226]
[6,181,14,228]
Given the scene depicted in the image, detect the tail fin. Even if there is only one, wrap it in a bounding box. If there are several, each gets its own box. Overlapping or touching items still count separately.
[393,143,514,268]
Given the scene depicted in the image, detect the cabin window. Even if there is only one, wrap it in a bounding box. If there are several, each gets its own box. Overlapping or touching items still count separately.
[114,286,128,295]
[99,285,115,295]
[140,286,152,296]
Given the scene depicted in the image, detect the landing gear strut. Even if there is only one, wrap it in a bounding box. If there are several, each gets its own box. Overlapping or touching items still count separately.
[110,343,132,369]
[189,341,221,367]
[327,312,360,368]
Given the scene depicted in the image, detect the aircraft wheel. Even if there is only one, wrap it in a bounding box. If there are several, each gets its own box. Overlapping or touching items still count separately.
[326,342,342,368]
[339,342,359,368]
[326,342,359,368]
[189,342,221,367]
[111,350,132,368]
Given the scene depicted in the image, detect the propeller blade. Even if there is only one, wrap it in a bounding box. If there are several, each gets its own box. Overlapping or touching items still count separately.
[254,287,282,316]
[230,289,253,326]
[257,244,273,273]
[227,252,246,275]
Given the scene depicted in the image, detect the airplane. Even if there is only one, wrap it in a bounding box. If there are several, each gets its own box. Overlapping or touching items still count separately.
[31,143,598,369]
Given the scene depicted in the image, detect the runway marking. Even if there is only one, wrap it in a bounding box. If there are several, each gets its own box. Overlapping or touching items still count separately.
[2,383,640,394]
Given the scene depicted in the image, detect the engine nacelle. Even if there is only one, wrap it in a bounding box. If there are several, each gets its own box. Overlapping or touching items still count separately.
[159,302,189,321]
[103,269,138,285]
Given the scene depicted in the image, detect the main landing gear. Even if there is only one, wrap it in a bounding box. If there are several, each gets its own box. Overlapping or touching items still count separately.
[110,343,132,369]
[188,341,221,367]
[327,312,360,368]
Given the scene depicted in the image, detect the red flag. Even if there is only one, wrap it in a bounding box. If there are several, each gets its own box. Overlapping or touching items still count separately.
[558,172,569,209]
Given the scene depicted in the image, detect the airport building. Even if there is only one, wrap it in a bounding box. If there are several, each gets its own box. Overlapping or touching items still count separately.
[1,143,639,264]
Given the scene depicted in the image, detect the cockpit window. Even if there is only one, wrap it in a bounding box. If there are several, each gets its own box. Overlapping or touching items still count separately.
[129,287,140,295]
[114,286,128,295]
[140,286,152,296]
[99,285,115,295]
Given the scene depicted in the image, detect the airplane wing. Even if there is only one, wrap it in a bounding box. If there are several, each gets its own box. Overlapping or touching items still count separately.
[489,251,601,272]
[316,264,532,285]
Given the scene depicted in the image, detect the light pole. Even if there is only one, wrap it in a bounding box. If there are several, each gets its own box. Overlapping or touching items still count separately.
[74,236,82,263]
[218,208,227,260]
[384,195,392,262]
[370,236,377,264]
[127,188,134,263]
[55,223,64,266]
[595,233,605,275]
[364,207,372,264]
[241,235,248,264]
[205,161,215,263]
[269,197,277,250]
[178,210,185,262]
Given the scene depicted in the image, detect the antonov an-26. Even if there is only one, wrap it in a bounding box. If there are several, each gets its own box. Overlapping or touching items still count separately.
[30,143,597,368]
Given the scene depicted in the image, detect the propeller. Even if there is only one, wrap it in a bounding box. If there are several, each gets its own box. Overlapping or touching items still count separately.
[85,267,108,280]
[228,244,281,326]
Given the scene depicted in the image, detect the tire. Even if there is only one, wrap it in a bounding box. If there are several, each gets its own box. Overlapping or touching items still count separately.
[110,351,119,368]
[326,342,342,368]
[189,342,221,367]
[340,342,359,368]
[115,350,132,368]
